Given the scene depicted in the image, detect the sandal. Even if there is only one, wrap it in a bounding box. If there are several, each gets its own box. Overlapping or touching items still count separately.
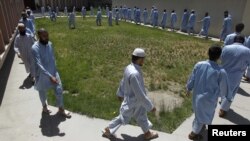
[144,132,159,140]
[188,132,203,140]
[102,128,116,139]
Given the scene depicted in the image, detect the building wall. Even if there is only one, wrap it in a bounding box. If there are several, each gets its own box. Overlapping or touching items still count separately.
[113,0,250,37]
[0,0,24,69]
[36,0,111,10]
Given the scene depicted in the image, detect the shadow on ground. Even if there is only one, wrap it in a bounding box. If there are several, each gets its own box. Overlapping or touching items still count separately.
[237,87,250,97]
[19,75,34,89]
[106,134,145,141]
[39,112,66,137]
[0,47,15,106]
[223,109,250,124]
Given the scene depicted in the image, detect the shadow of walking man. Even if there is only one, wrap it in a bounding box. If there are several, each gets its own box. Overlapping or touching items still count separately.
[19,75,34,89]
[39,112,66,137]
[106,134,145,141]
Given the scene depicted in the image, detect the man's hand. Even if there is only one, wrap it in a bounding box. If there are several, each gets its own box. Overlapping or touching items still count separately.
[117,96,124,102]
[50,76,58,84]
[151,107,156,113]
[186,91,191,97]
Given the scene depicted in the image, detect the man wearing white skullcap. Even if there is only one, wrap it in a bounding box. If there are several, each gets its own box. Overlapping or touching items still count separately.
[14,23,35,80]
[102,48,158,140]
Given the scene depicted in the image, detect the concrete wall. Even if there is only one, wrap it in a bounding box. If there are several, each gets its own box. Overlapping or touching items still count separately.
[113,0,250,37]
[0,0,24,69]
[37,0,112,10]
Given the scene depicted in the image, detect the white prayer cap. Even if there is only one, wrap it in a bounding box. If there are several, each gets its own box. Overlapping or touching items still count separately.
[17,23,25,28]
[132,48,146,57]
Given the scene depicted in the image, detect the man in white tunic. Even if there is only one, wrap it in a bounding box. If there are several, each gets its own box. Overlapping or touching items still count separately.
[14,23,35,79]
[220,35,250,117]
[187,46,229,140]
[32,29,71,118]
[102,48,158,140]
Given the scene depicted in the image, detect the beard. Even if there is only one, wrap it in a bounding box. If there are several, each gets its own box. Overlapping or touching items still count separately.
[19,31,26,36]
[40,40,49,45]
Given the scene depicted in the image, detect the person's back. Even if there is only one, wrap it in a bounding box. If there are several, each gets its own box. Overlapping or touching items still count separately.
[245,36,250,48]
[97,11,102,19]
[202,16,210,30]
[221,43,250,74]
[224,23,244,46]
[69,13,75,21]
[188,61,223,99]
[220,35,250,117]
[224,17,232,33]
[188,13,196,27]
[187,46,228,140]
[171,12,177,23]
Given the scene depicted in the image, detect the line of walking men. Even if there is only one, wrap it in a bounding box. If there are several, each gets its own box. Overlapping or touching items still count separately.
[16,6,250,141]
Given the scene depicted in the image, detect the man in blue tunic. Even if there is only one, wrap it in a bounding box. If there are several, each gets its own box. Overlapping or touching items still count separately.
[143,8,148,25]
[108,10,113,26]
[153,8,158,28]
[244,36,250,81]
[187,46,229,140]
[135,7,141,25]
[220,11,232,41]
[187,10,196,35]
[20,12,35,34]
[90,6,94,16]
[220,35,250,117]
[198,12,211,39]
[64,6,68,16]
[224,23,244,46]
[68,12,76,29]
[115,9,119,25]
[181,9,189,32]
[161,9,167,29]
[150,7,155,26]
[96,9,102,26]
[170,10,177,31]
[32,29,71,118]
[102,48,158,140]
[127,8,132,21]
[81,6,86,18]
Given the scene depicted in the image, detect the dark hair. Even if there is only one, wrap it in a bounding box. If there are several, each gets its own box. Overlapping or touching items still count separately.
[184,9,187,12]
[132,55,143,63]
[164,9,166,12]
[224,11,229,17]
[205,12,209,17]
[235,23,244,33]
[191,10,195,14]
[172,10,175,13]
[234,35,245,44]
[208,45,222,61]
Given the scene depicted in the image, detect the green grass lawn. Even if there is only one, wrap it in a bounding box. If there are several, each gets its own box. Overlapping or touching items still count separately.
[36,17,218,133]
